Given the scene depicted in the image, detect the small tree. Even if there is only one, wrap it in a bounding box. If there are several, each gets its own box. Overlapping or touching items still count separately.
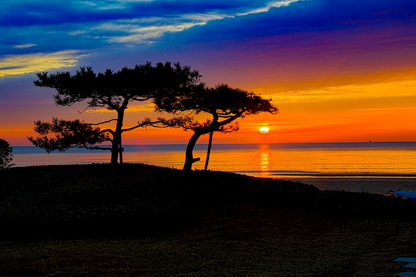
[155,84,279,171]
[28,118,110,153]
[28,62,201,164]
[0,139,14,169]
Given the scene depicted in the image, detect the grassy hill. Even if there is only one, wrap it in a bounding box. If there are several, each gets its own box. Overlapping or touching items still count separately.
[1,164,416,276]
[1,163,416,238]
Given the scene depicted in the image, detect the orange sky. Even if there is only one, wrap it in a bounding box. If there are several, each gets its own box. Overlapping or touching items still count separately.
[2,68,416,146]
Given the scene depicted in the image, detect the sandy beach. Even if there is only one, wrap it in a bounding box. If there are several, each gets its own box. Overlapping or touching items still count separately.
[285,177,416,194]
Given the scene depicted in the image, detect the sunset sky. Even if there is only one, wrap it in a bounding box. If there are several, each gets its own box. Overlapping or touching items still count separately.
[1,0,416,146]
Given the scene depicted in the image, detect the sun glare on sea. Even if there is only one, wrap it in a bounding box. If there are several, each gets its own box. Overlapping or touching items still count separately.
[260,126,269,133]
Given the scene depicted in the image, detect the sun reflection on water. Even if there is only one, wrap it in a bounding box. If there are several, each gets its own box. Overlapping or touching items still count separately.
[259,144,270,174]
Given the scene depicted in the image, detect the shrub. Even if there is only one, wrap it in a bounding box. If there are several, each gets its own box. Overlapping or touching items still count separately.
[0,139,13,169]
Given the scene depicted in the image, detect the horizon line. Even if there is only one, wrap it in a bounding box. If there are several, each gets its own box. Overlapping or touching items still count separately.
[11,140,416,147]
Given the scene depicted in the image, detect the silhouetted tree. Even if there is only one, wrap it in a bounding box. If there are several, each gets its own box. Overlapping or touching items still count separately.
[28,118,110,153]
[28,62,200,164]
[155,84,279,171]
[0,139,13,169]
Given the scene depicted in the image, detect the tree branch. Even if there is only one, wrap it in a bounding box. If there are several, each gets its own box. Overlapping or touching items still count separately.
[88,119,118,125]
[77,105,90,114]
[99,128,115,136]
[216,112,242,126]
[121,122,151,133]
[85,146,113,151]
[122,116,193,132]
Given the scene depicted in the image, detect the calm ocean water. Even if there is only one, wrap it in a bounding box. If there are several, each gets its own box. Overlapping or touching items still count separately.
[10,142,416,179]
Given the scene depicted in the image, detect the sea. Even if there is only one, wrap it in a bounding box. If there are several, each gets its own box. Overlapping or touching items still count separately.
[9,142,416,193]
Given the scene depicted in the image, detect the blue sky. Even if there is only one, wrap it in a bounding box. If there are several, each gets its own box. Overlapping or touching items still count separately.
[2,0,415,75]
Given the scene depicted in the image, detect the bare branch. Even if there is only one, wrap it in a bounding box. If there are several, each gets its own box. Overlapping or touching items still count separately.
[85,146,113,151]
[77,105,90,114]
[99,128,115,135]
[88,119,118,125]
[122,116,193,132]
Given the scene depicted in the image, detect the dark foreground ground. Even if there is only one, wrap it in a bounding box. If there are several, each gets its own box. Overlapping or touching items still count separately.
[1,164,416,276]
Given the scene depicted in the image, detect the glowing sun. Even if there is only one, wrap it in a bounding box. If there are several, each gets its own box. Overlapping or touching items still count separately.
[260,126,269,133]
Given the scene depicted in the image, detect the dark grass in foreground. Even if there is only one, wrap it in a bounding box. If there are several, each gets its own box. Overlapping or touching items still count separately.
[1,164,416,276]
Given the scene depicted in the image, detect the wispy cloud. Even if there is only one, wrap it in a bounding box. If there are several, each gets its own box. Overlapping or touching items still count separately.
[13,43,37,49]
[237,0,302,16]
[260,80,416,104]
[77,0,154,10]
[88,0,303,44]
[356,107,416,112]
[91,17,202,44]
[0,50,87,77]
[1,0,304,74]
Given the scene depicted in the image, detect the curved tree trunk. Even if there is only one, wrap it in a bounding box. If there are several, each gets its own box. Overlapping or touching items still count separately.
[183,131,202,171]
[183,114,237,171]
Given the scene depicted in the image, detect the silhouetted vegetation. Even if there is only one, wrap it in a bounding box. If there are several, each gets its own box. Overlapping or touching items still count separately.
[155,84,279,171]
[28,118,110,153]
[29,62,200,164]
[0,138,13,169]
[2,164,416,276]
[1,163,416,239]
[28,63,279,170]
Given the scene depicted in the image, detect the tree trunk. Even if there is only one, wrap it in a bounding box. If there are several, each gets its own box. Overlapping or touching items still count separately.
[183,131,202,171]
[204,131,213,171]
[119,141,123,164]
[110,133,120,165]
[110,109,125,164]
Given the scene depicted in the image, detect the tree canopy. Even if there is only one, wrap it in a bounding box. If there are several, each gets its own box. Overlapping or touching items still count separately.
[34,62,200,110]
[155,84,279,171]
[29,62,201,164]
[28,118,110,153]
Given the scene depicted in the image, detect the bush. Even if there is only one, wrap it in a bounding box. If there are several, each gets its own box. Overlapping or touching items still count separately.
[0,139,13,169]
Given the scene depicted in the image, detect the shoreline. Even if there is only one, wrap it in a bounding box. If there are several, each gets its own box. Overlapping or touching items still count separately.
[283,177,416,194]
[236,171,416,194]
[237,171,416,178]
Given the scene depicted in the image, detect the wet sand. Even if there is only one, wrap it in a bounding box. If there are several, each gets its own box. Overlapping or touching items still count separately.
[284,177,416,194]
